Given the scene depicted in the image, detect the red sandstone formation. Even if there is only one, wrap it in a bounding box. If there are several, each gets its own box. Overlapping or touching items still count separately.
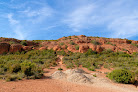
[10,44,22,53]
[0,42,10,54]
[0,35,138,54]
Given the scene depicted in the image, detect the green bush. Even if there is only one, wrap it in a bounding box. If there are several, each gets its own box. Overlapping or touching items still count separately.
[21,61,43,78]
[91,40,100,45]
[69,41,75,45]
[75,45,79,50]
[108,69,135,84]
[20,41,27,46]
[59,42,64,46]
[85,49,97,56]
[58,68,63,70]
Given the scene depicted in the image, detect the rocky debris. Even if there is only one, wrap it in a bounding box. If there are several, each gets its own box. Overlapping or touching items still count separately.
[51,71,67,80]
[64,69,85,75]
[26,41,37,46]
[79,45,89,53]
[23,46,33,51]
[89,44,97,51]
[51,69,92,84]
[53,45,61,51]
[101,44,116,51]
[67,45,76,52]
[76,40,87,44]
[10,44,23,53]
[61,45,67,49]
[67,73,92,84]
[39,47,47,50]
[0,42,10,54]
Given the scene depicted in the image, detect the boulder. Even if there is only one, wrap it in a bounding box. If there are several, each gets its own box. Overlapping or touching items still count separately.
[10,44,22,53]
[79,45,89,53]
[23,46,33,51]
[89,44,97,51]
[96,45,103,53]
[0,42,10,54]
[53,45,61,51]
[39,47,47,50]
[67,45,76,52]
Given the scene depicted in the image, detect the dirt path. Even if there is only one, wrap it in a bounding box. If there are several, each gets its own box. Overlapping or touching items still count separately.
[0,55,138,92]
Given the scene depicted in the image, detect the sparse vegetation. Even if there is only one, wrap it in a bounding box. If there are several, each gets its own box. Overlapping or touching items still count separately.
[75,45,79,50]
[106,42,116,46]
[0,49,57,81]
[20,41,27,46]
[131,43,138,48]
[59,42,64,46]
[69,41,75,45]
[58,68,63,70]
[91,40,100,45]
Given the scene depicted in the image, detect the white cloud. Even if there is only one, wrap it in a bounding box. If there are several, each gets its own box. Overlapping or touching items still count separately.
[19,6,54,24]
[63,0,138,38]
[7,13,26,40]
[63,4,95,32]
[108,15,138,38]
[7,14,19,25]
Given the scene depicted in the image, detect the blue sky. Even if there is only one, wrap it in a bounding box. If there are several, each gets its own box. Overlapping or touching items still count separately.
[0,0,138,40]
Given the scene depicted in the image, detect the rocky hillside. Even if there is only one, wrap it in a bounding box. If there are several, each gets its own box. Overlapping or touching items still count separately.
[0,35,138,54]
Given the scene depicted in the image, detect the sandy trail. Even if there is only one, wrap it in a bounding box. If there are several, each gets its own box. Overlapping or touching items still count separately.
[0,55,138,92]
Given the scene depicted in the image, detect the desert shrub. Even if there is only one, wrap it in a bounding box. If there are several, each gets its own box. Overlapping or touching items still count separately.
[93,74,97,77]
[102,49,113,54]
[65,45,68,49]
[5,74,18,81]
[57,50,68,56]
[69,41,75,45]
[118,53,131,57]
[21,61,43,78]
[106,42,116,46]
[59,42,64,46]
[75,45,79,50]
[9,41,16,44]
[20,41,27,46]
[135,69,138,80]
[9,63,21,73]
[91,40,100,45]
[108,69,135,84]
[127,40,132,44]
[131,43,138,48]
[0,68,4,75]
[88,66,95,71]
[85,49,97,56]
[58,68,63,70]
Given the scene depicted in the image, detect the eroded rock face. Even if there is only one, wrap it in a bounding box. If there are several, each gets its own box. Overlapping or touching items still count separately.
[39,47,47,50]
[132,41,138,44]
[67,45,76,52]
[10,44,23,53]
[79,45,89,53]
[89,44,97,51]
[96,45,103,53]
[53,45,61,51]
[0,42,10,54]
[23,46,33,51]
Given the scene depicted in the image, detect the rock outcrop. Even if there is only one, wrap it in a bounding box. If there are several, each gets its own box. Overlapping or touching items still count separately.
[23,46,33,51]
[79,45,89,53]
[0,42,10,54]
[10,44,23,53]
